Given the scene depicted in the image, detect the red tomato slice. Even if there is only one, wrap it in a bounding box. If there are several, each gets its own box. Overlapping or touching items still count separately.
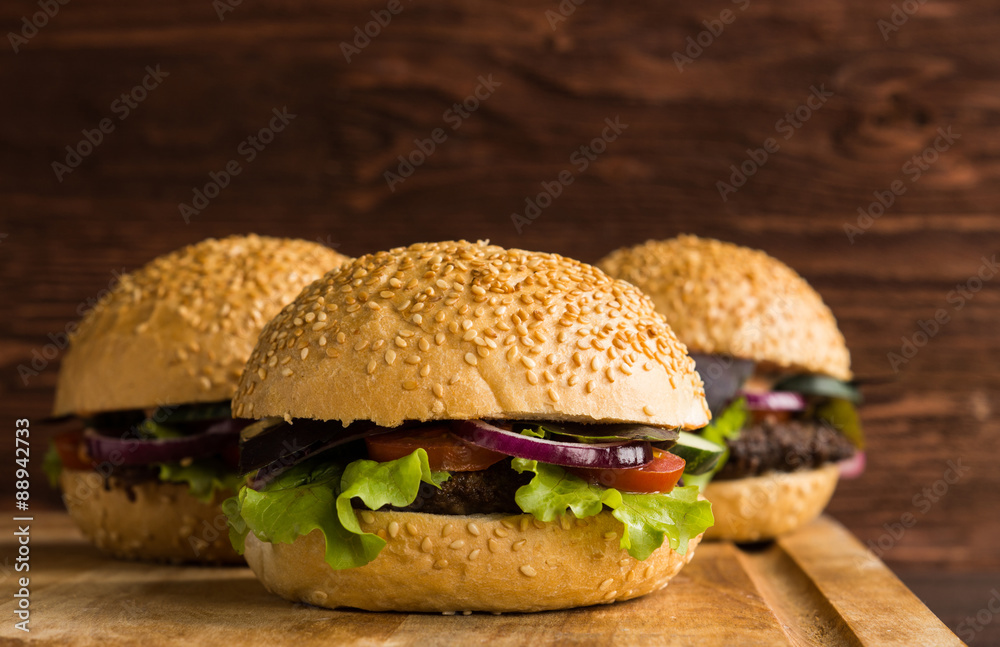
[568,448,685,493]
[365,426,507,472]
[53,428,93,471]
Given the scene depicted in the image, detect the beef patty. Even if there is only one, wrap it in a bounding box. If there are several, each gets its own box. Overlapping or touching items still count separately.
[714,418,856,480]
[371,459,531,516]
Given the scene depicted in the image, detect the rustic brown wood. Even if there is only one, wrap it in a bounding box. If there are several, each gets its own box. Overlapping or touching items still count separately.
[0,513,961,646]
[0,0,997,610]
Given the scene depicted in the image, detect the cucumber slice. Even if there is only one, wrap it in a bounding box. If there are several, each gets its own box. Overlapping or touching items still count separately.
[155,401,233,424]
[772,374,862,404]
[667,431,726,476]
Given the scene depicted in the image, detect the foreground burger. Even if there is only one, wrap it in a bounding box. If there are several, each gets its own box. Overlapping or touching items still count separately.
[46,235,348,563]
[599,236,863,542]
[225,240,715,613]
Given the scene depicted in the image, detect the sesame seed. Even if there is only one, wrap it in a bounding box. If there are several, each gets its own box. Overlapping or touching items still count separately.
[395,336,407,348]
[488,538,500,553]
[433,559,448,570]
[257,368,267,380]
[512,540,526,552]
[449,540,465,549]
[466,522,480,536]
[643,405,653,416]
[526,371,538,385]
[406,522,419,536]
[604,531,617,540]
[432,384,444,398]
[418,338,430,352]
[435,332,446,345]
[494,527,508,538]
[281,368,293,377]
[300,348,309,360]
[464,352,478,366]
[405,355,421,364]
[542,370,554,383]
[586,380,596,393]
[547,388,559,402]
[519,565,537,577]
[520,356,536,369]
[388,521,400,538]
[468,549,481,560]
[367,360,377,374]
[402,380,419,390]
[421,538,434,552]
[599,578,615,591]
[462,329,478,341]
[420,364,431,377]
[385,349,397,365]
[361,511,375,524]
[336,332,346,344]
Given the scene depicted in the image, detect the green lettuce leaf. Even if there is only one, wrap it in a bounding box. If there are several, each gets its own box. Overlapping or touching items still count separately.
[511,458,713,559]
[225,449,448,570]
[157,458,245,504]
[43,443,62,488]
[685,398,747,491]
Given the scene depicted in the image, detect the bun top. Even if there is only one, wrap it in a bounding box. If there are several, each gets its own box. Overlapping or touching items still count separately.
[233,240,710,429]
[598,235,851,380]
[54,235,349,416]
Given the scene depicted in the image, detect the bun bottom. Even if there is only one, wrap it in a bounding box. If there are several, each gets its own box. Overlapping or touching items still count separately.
[60,468,243,564]
[244,509,702,613]
[702,463,840,542]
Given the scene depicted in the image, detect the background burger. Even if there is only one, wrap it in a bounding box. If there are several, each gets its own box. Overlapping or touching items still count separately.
[225,240,716,613]
[599,235,863,542]
[46,234,348,563]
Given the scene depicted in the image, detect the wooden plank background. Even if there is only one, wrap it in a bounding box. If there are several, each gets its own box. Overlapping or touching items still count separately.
[0,0,997,613]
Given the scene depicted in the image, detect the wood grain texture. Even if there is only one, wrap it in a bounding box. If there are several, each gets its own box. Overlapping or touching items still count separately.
[0,514,960,646]
[0,0,997,589]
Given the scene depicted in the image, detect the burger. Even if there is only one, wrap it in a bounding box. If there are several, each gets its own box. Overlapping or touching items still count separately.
[598,235,862,542]
[46,235,348,563]
[224,240,716,613]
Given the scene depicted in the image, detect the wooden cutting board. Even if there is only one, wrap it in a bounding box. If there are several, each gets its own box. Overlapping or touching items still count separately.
[1,513,961,646]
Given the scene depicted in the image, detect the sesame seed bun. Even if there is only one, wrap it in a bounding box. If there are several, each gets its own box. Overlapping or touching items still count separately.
[597,235,851,380]
[60,468,241,564]
[234,240,710,429]
[54,235,349,416]
[243,509,701,613]
[701,465,840,542]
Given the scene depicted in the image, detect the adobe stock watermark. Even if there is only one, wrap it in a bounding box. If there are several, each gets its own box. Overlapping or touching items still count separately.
[672,0,751,72]
[844,126,961,243]
[887,253,996,373]
[510,116,628,234]
[856,458,968,567]
[212,0,243,21]
[384,75,501,192]
[340,0,411,62]
[877,0,929,41]
[958,589,1000,644]
[545,0,586,30]
[716,84,833,201]
[178,107,296,223]
[51,65,169,183]
[17,269,128,385]
[7,0,71,53]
